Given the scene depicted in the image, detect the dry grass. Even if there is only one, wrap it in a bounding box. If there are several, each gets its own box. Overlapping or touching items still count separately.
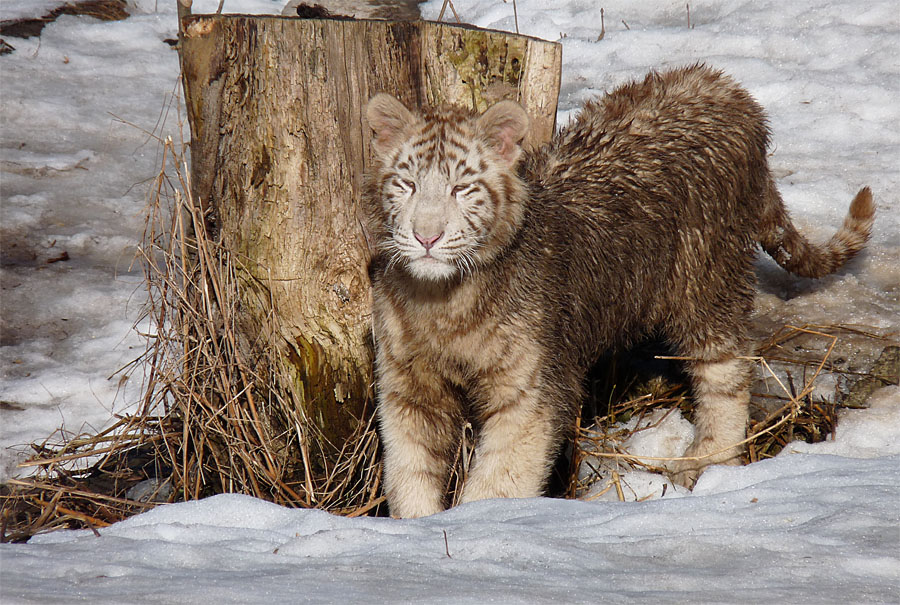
[132,133,384,514]
[0,416,163,542]
[2,126,384,542]
[572,324,895,499]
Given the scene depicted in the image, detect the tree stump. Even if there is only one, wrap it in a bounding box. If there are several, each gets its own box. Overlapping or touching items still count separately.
[176,10,561,502]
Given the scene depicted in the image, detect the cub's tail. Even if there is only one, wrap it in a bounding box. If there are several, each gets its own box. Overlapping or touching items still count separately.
[759,182,874,278]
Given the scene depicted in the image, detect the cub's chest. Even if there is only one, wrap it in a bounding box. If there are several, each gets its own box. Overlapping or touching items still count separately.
[378,283,533,374]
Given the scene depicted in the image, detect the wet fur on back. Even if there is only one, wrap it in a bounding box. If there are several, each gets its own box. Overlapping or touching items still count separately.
[363,64,874,518]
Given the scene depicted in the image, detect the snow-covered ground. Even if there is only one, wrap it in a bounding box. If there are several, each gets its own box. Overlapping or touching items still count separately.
[1,0,898,602]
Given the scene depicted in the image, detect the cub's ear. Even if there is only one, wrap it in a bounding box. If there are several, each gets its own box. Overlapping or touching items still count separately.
[476,100,530,166]
[366,94,416,154]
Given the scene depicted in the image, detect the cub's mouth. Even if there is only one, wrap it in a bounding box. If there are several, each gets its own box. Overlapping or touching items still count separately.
[402,247,458,280]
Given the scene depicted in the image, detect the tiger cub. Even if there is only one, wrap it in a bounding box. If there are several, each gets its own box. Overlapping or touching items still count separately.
[362,64,874,518]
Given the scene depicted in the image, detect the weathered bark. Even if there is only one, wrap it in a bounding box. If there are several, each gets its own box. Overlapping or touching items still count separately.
[177,13,561,451]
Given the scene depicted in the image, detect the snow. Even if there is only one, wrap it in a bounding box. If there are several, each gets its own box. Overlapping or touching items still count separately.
[1,0,898,602]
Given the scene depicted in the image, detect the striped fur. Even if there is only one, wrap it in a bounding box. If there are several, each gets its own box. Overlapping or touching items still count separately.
[363,65,875,517]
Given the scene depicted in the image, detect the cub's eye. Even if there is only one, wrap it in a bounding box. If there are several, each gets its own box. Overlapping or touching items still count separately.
[398,178,416,193]
[451,184,469,196]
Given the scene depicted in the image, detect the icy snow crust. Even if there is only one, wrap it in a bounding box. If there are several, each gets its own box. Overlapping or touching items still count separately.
[1,0,898,602]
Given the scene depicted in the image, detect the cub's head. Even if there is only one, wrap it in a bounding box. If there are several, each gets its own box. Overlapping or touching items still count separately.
[365,94,529,281]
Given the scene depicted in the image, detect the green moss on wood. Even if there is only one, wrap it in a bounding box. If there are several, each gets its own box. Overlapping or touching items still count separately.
[447,30,525,111]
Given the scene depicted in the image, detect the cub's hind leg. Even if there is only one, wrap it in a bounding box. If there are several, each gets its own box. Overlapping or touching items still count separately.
[670,341,754,488]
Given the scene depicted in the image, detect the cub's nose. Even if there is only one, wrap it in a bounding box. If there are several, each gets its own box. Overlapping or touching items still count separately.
[414,231,444,251]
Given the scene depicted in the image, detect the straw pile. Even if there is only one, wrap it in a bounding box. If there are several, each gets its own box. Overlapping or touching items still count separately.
[573,324,897,499]
[2,131,383,542]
